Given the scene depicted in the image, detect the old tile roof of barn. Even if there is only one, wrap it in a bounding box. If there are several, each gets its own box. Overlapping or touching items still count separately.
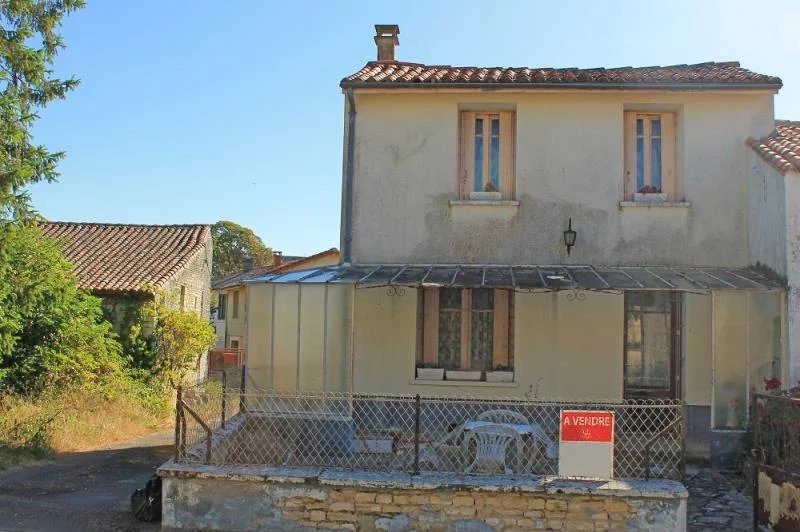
[747,121,800,175]
[40,222,211,293]
[341,61,781,89]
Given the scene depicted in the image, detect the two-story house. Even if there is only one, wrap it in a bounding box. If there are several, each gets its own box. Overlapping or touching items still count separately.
[244,26,788,466]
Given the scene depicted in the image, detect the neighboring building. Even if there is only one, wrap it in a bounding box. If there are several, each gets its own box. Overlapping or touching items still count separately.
[747,121,800,388]
[211,248,340,353]
[244,25,788,466]
[41,221,213,335]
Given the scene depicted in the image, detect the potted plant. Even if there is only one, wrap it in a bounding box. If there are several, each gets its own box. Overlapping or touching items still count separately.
[486,364,515,383]
[469,181,502,201]
[445,368,482,381]
[633,185,667,203]
[416,363,444,381]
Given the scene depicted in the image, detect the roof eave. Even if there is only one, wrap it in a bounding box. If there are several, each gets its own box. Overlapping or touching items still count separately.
[340,81,782,92]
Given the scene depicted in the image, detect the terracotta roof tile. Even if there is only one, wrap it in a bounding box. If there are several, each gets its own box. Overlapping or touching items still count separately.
[341,61,781,89]
[40,222,211,293]
[747,121,800,175]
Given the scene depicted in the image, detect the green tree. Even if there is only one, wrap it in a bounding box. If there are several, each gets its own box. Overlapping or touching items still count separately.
[211,220,272,279]
[0,0,85,222]
[0,225,122,394]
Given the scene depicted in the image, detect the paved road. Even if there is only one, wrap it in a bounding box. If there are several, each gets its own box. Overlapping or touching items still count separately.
[0,432,173,532]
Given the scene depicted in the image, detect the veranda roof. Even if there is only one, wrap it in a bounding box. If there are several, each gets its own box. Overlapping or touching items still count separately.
[246,264,783,291]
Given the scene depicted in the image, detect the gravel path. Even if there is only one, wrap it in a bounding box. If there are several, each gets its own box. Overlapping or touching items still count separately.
[0,432,172,532]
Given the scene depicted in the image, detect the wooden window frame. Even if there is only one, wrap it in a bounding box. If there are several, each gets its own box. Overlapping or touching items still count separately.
[418,287,513,373]
[624,111,677,201]
[232,290,240,319]
[459,111,516,200]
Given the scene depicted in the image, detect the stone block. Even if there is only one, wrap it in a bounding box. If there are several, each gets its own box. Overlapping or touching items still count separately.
[590,511,608,520]
[562,520,594,531]
[452,496,475,507]
[545,511,566,519]
[605,501,631,513]
[355,492,377,503]
[381,504,404,514]
[570,500,605,513]
[444,506,477,517]
[355,503,383,513]
[527,498,546,510]
[319,522,357,530]
[522,510,543,518]
[392,494,411,505]
[545,499,569,511]
[309,510,326,522]
[330,491,356,502]
[546,519,563,530]
[376,494,393,504]
[330,502,355,512]
[327,512,358,522]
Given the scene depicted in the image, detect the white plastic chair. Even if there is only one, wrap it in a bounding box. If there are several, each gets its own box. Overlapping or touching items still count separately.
[463,424,522,474]
[476,409,529,425]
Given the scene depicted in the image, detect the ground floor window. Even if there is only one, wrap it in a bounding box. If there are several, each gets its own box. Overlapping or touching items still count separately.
[624,291,681,399]
[417,287,513,379]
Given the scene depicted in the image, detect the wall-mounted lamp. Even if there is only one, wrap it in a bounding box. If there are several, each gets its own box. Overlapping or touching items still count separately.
[563,218,577,255]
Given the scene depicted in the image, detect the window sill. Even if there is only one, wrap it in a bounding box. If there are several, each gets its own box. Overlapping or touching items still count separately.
[618,201,691,209]
[410,379,518,388]
[449,200,520,207]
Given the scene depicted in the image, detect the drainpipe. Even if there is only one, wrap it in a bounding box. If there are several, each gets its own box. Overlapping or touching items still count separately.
[342,88,356,264]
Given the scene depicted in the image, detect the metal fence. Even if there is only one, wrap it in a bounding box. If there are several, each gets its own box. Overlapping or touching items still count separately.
[175,368,684,480]
[753,393,800,472]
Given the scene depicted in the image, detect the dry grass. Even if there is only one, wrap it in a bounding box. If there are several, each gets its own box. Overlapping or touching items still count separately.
[0,382,172,468]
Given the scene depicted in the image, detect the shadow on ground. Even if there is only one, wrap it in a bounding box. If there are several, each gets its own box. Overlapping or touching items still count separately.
[0,433,172,532]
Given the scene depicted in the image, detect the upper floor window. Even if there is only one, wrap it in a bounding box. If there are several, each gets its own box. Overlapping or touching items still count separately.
[459,111,515,200]
[217,294,227,319]
[624,111,677,201]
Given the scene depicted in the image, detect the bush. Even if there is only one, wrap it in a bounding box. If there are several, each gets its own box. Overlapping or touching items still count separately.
[0,226,123,395]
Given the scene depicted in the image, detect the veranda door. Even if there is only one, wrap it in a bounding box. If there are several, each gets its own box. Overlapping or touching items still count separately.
[623,291,681,399]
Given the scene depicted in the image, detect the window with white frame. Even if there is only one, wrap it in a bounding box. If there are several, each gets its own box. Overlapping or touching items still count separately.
[624,112,677,200]
[417,287,513,378]
[459,111,515,200]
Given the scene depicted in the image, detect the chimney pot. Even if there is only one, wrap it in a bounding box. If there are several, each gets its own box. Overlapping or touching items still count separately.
[374,24,399,62]
[241,256,254,271]
[273,251,283,268]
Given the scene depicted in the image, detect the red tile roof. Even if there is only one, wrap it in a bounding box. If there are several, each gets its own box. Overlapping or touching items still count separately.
[341,61,781,89]
[40,222,211,293]
[747,121,800,175]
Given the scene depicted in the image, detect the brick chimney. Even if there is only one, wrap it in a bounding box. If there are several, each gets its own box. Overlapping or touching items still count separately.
[273,251,283,268]
[374,24,399,62]
[241,256,254,271]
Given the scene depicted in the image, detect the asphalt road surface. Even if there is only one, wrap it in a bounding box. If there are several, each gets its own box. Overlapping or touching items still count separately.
[0,432,172,532]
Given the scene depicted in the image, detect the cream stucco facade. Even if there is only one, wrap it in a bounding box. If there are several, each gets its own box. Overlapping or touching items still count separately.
[347,90,775,266]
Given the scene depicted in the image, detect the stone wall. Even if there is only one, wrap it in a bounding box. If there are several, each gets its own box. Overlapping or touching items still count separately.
[159,464,687,531]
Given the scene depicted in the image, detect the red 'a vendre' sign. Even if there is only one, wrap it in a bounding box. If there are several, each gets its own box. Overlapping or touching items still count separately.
[560,411,614,443]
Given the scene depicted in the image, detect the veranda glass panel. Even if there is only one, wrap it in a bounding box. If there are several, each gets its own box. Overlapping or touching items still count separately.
[470,289,493,370]
[624,291,676,396]
[651,119,662,190]
[713,291,748,428]
[439,288,461,369]
[636,119,644,190]
[474,119,484,192]
[749,292,783,394]
[490,119,500,191]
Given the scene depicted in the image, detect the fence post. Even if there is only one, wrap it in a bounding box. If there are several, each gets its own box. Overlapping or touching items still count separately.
[221,370,227,429]
[174,386,183,460]
[413,394,421,476]
[240,364,247,412]
[751,393,759,531]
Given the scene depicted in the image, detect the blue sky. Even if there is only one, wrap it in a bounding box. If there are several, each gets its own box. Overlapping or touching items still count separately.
[29,0,800,256]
